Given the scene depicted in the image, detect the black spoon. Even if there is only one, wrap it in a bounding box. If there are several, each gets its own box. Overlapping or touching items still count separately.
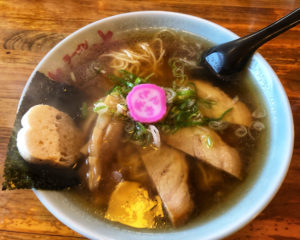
[201,7,300,82]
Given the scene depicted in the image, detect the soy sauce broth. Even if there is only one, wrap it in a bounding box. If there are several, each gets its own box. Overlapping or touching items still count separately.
[59,28,270,231]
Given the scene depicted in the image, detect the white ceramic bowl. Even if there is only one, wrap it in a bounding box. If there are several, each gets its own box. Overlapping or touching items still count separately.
[29,11,294,240]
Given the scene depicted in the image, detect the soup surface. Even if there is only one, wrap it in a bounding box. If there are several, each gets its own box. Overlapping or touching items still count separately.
[46,28,270,230]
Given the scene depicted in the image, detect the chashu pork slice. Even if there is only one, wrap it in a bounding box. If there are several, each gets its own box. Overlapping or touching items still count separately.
[87,113,123,191]
[87,94,124,191]
[193,80,252,126]
[140,145,194,227]
[165,126,242,179]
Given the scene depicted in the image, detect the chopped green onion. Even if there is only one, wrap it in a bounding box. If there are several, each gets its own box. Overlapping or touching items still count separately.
[198,98,216,109]
[168,58,187,87]
[176,89,196,100]
[108,70,150,97]
[128,121,153,146]
[209,108,233,121]
[97,68,234,147]
[93,101,108,113]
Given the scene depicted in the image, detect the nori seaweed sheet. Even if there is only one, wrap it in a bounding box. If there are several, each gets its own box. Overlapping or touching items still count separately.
[2,71,86,190]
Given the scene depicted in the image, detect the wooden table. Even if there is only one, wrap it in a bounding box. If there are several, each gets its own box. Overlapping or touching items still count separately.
[0,0,299,239]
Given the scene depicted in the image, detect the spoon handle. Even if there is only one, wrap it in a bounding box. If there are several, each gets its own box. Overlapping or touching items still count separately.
[238,8,300,52]
[202,8,300,79]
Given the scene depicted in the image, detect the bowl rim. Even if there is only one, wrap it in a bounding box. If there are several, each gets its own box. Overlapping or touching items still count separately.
[23,10,294,240]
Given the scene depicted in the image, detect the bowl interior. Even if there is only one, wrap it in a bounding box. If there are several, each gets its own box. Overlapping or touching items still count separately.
[32,11,294,240]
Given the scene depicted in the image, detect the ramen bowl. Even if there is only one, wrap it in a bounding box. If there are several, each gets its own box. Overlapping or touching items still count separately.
[28,11,294,240]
